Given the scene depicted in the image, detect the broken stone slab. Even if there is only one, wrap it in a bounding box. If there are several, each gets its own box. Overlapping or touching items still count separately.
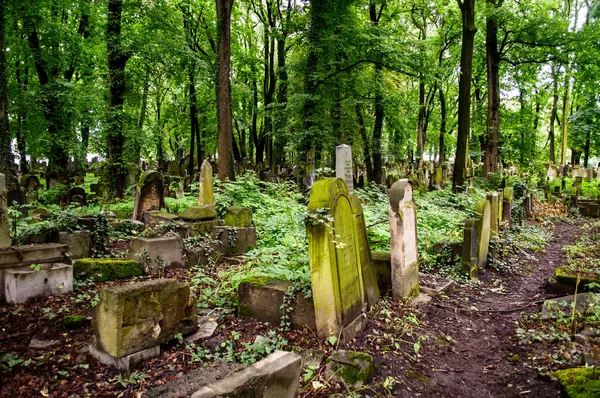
[184,318,219,343]
[541,293,600,320]
[29,338,60,350]
[92,279,198,359]
[224,206,253,227]
[73,258,142,282]
[419,273,456,297]
[179,205,217,221]
[3,263,73,304]
[0,243,69,269]
[89,343,160,371]
[412,293,432,306]
[127,236,186,273]
[142,210,179,226]
[324,350,375,389]
[238,278,316,331]
[212,226,257,255]
[59,231,90,260]
[190,351,301,398]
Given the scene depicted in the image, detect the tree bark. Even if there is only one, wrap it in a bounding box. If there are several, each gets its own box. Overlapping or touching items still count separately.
[216,0,234,181]
[560,67,570,165]
[0,0,15,188]
[15,63,29,175]
[106,0,129,198]
[356,103,373,181]
[188,64,199,176]
[483,0,501,176]
[548,67,558,163]
[453,0,477,191]
[417,81,426,167]
[438,86,446,165]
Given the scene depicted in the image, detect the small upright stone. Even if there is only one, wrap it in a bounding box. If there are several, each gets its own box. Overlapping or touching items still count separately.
[198,160,214,206]
[224,206,253,227]
[486,192,499,236]
[336,144,354,193]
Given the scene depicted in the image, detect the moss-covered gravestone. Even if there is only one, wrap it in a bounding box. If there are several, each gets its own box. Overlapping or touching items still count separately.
[198,160,214,206]
[132,170,164,221]
[307,178,367,344]
[0,174,9,249]
[486,192,499,236]
[475,199,491,269]
[90,279,197,369]
[462,219,478,277]
[224,206,252,227]
[388,179,419,299]
[502,187,513,226]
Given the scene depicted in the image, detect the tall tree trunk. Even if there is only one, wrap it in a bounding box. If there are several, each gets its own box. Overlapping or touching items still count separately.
[0,0,15,188]
[453,0,476,191]
[274,13,288,165]
[372,63,385,184]
[483,0,501,176]
[356,103,373,181]
[417,81,426,167]
[549,67,558,163]
[106,0,129,198]
[216,0,234,181]
[15,63,29,175]
[438,86,446,165]
[560,67,570,165]
[188,64,199,176]
[135,68,150,163]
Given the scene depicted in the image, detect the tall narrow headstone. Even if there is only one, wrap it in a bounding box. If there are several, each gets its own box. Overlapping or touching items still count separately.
[336,145,354,193]
[474,199,491,269]
[0,174,9,248]
[388,179,419,299]
[306,178,367,343]
[198,160,214,206]
[486,192,499,236]
[462,218,478,277]
[303,149,316,191]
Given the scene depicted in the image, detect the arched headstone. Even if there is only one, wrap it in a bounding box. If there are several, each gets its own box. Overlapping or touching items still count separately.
[133,171,164,221]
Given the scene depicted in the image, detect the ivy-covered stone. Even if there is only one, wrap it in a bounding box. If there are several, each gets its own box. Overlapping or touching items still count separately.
[73,258,142,282]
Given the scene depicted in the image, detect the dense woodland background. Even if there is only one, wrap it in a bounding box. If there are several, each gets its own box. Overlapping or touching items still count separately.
[0,0,599,195]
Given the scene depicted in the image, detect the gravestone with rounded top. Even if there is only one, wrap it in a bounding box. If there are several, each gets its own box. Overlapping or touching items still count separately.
[306,178,366,343]
[388,179,419,299]
[198,160,214,206]
[133,171,164,221]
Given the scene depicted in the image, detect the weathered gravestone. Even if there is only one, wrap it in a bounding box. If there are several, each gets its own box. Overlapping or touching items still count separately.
[132,170,164,221]
[303,149,316,192]
[68,187,87,206]
[486,192,500,236]
[388,179,419,300]
[0,174,9,248]
[462,218,478,277]
[179,160,217,222]
[90,279,198,369]
[7,189,25,207]
[336,145,354,194]
[474,199,491,269]
[127,236,186,273]
[306,178,367,344]
[212,206,257,255]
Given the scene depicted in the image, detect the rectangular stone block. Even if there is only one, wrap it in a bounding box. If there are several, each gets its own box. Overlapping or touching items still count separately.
[238,279,316,330]
[127,236,185,273]
[3,263,73,304]
[59,231,90,260]
[0,243,69,269]
[88,343,160,370]
[92,279,198,358]
[212,226,257,255]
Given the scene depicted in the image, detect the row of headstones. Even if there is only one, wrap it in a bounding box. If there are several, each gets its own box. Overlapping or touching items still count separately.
[462,188,514,277]
[305,145,419,343]
[547,164,600,181]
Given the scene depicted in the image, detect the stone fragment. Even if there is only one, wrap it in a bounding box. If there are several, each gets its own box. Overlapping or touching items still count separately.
[224,206,253,227]
[59,231,90,260]
[212,226,256,255]
[29,338,60,350]
[3,263,73,304]
[127,236,185,273]
[324,350,374,388]
[89,343,160,371]
[91,279,198,358]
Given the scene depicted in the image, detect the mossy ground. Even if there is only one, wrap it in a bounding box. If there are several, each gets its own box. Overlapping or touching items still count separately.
[551,367,600,398]
[73,258,142,282]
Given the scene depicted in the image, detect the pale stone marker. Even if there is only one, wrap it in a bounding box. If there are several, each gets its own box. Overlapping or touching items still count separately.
[388,179,419,299]
[486,192,499,236]
[475,199,491,269]
[306,178,366,343]
[198,160,214,206]
[132,170,164,221]
[303,149,316,191]
[0,174,8,249]
[336,144,354,193]
[462,218,478,277]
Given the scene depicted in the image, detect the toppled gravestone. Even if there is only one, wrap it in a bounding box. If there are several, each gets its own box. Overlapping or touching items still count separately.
[90,279,198,369]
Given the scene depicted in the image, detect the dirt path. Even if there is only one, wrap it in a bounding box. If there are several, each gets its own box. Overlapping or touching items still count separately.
[392,222,581,397]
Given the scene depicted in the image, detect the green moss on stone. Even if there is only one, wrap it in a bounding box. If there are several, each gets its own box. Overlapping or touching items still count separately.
[239,275,285,287]
[327,352,374,386]
[138,170,162,187]
[408,284,420,299]
[551,367,600,398]
[73,258,142,282]
[555,267,600,289]
[63,315,86,328]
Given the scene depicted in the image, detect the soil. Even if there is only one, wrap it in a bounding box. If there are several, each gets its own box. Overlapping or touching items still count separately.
[0,221,585,397]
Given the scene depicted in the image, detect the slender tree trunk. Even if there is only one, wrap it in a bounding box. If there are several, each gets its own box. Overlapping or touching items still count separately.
[549,67,558,163]
[0,0,14,188]
[560,67,570,165]
[438,86,446,165]
[198,113,205,165]
[216,0,234,181]
[106,0,129,197]
[188,64,199,176]
[373,64,384,184]
[356,103,373,181]
[483,0,501,176]
[274,18,288,165]
[134,68,149,163]
[15,63,29,175]
[584,130,591,167]
[453,0,476,191]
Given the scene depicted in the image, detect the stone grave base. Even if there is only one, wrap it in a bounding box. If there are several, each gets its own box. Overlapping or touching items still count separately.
[186,242,222,267]
[575,200,600,217]
[127,236,185,273]
[372,251,392,293]
[212,226,257,255]
[2,263,73,303]
[88,343,160,371]
[0,243,69,268]
[188,219,224,236]
[419,273,455,297]
[338,314,368,346]
[238,278,316,330]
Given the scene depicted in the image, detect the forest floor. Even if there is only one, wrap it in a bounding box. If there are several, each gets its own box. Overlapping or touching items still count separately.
[0,219,589,397]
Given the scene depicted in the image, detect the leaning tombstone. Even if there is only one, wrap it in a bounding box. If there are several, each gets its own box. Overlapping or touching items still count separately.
[306,178,367,344]
[132,171,164,221]
[474,199,491,269]
[388,179,419,300]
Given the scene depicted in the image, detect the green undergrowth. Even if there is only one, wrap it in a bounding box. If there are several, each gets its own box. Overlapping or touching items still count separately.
[562,221,600,274]
[552,367,600,397]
